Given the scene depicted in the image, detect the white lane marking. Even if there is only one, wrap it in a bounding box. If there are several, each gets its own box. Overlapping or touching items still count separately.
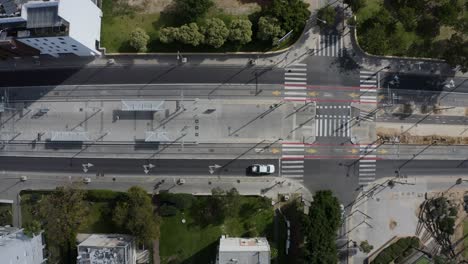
[360,89,377,92]
[282,143,304,147]
[360,159,376,163]
[282,155,305,159]
[285,91,308,96]
[284,97,307,101]
[282,148,305,152]
[285,68,307,71]
[282,170,304,173]
[359,164,375,168]
[360,71,376,75]
[283,175,304,178]
[285,72,307,76]
[285,86,307,90]
[319,118,323,137]
[323,118,328,136]
[360,168,376,172]
[281,160,304,164]
[359,173,376,176]
[285,77,307,81]
[282,165,304,169]
[360,84,377,87]
[285,82,307,85]
[292,63,307,67]
[360,95,378,99]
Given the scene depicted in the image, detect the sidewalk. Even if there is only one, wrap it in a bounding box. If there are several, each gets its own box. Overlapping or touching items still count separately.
[346,176,468,264]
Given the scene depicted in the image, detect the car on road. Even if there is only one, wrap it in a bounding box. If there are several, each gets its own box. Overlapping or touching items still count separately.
[83,177,91,184]
[251,164,275,175]
[20,176,28,182]
[177,178,185,185]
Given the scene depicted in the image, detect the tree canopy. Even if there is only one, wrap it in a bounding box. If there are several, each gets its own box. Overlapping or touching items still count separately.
[129,28,150,52]
[266,0,311,34]
[257,16,284,44]
[39,186,87,263]
[113,186,160,245]
[202,18,229,48]
[228,19,253,44]
[159,27,179,44]
[317,6,336,29]
[302,190,341,264]
[175,0,213,22]
[178,23,205,46]
[443,33,468,73]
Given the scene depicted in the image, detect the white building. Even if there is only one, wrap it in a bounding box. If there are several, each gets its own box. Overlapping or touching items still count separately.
[0,225,46,264]
[217,236,271,264]
[0,0,102,57]
[76,233,137,264]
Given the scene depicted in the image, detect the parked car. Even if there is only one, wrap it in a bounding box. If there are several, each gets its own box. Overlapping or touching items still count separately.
[83,177,91,184]
[20,176,28,182]
[251,164,275,174]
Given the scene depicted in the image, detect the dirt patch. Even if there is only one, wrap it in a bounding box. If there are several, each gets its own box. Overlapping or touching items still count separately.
[123,0,266,14]
[389,219,398,230]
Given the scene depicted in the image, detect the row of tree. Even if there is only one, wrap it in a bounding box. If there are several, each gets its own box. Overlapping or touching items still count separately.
[25,186,159,263]
[301,190,342,263]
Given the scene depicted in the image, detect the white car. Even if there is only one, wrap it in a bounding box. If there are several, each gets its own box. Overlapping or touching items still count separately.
[251,164,275,174]
[83,177,91,184]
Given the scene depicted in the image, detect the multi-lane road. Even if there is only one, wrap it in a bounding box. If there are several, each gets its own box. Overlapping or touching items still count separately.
[0,52,467,206]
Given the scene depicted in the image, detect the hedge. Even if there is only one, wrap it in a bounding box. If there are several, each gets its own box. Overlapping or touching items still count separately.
[85,189,127,202]
[158,193,194,211]
[372,237,420,264]
[159,204,179,217]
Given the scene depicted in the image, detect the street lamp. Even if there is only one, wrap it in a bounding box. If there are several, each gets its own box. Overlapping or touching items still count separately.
[316,18,327,24]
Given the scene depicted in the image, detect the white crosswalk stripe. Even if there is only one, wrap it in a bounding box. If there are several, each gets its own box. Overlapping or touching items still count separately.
[359,110,375,122]
[284,64,308,101]
[281,143,305,178]
[358,144,378,185]
[359,71,378,104]
[315,35,345,57]
[316,114,350,137]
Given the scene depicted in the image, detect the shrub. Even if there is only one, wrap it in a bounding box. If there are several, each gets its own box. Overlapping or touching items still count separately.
[86,189,125,202]
[129,28,150,52]
[257,16,284,44]
[228,19,253,44]
[159,204,179,216]
[202,18,229,48]
[158,193,194,211]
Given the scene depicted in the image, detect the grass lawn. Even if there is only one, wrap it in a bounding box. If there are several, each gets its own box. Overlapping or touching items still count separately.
[159,196,282,264]
[100,0,279,53]
[413,256,431,264]
[464,219,468,259]
[0,203,13,226]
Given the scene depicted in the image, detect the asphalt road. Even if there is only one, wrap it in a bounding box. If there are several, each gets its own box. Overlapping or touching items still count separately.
[0,156,279,177]
[377,113,468,125]
[381,72,468,93]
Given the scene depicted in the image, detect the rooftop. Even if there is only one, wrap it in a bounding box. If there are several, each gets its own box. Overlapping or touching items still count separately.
[219,237,270,252]
[77,233,134,248]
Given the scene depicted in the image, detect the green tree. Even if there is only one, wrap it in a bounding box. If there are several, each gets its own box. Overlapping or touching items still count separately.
[257,16,284,44]
[129,27,150,52]
[344,0,365,12]
[39,186,87,263]
[317,6,336,29]
[266,0,311,33]
[228,19,253,44]
[177,23,205,46]
[23,220,42,238]
[175,0,213,22]
[359,240,374,253]
[302,190,341,264]
[443,34,468,72]
[202,18,229,48]
[434,0,461,26]
[358,24,390,55]
[416,15,440,39]
[113,186,160,245]
[397,6,418,31]
[159,27,179,44]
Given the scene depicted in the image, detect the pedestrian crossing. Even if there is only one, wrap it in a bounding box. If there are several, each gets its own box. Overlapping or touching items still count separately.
[284,63,308,101]
[315,35,344,57]
[315,105,351,138]
[280,143,305,179]
[358,144,377,186]
[359,71,378,104]
[315,115,351,137]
